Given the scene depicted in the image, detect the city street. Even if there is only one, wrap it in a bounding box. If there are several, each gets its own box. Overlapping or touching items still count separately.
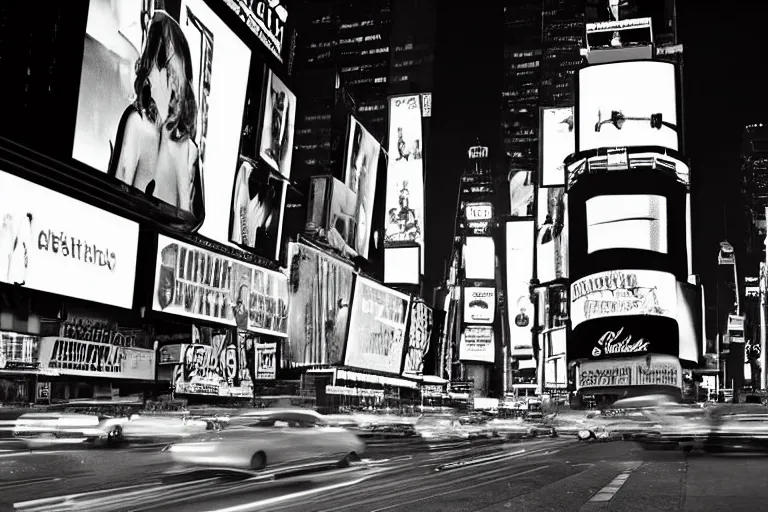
[2,438,768,511]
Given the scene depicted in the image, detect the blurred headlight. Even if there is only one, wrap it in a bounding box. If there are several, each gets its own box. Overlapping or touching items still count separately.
[168,443,216,453]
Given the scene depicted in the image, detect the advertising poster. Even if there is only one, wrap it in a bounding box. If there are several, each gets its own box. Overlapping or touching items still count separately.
[459,326,495,364]
[222,0,288,63]
[578,61,678,152]
[38,338,155,380]
[571,269,678,329]
[152,234,288,336]
[258,70,296,179]
[586,194,668,255]
[508,167,535,217]
[285,243,354,366]
[343,116,381,259]
[172,326,253,397]
[254,341,277,380]
[229,62,290,260]
[463,287,496,324]
[463,237,495,281]
[577,354,682,389]
[344,277,409,375]
[540,107,574,187]
[0,170,139,309]
[0,333,40,371]
[384,95,425,265]
[304,176,360,260]
[570,315,679,361]
[506,221,535,353]
[403,300,434,374]
[73,0,251,244]
[676,281,703,365]
[383,246,420,285]
[536,187,568,284]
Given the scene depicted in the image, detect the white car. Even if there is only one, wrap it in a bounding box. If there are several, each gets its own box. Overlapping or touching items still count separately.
[167,408,365,472]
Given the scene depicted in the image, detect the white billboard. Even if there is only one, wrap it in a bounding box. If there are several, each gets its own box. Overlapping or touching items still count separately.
[540,107,574,187]
[254,342,277,380]
[571,269,678,329]
[459,326,495,363]
[0,170,139,309]
[464,287,495,324]
[536,187,568,283]
[577,354,682,389]
[383,246,420,285]
[578,61,678,152]
[464,237,495,280]
[465,202,493,221]
[385,95,425,268]
[586,194,668,254]
[39,338,155,380]
[506,221,535,354]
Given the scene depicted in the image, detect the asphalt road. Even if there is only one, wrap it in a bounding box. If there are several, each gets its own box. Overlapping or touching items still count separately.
[4,438,768,511]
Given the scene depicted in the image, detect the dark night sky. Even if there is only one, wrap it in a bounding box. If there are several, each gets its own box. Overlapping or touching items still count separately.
[428,1,768,303]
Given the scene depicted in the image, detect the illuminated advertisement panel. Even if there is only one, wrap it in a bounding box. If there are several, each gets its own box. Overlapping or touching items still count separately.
[39,338,155,380]
[465,202,493,222]
[304,176,359,259]
[543,327,567,389]
[73,1,295,259]
[509,167,535,217]
[570,315,679,361]
[676,281,703,365]
[586,195,668,254]
[464,237,495,281]
[540,107,574,187]
[254,340,277,380]
[0,170,139,309]
[344,277,409,375]
[536,187,569,283]
[459,326,495,364]
[403,300,435,375]
[285,243,354,366]
[385,95,425,267]
[577,354,682,390]
[578,61,679,152]
[463,287,496,324]
[570,269,678,329]
[342,116,381,259]
[170,326,253,397]
[383,246,420,285]
[152,234,288,336]
[222,0,289,63]
[506,221,535,355]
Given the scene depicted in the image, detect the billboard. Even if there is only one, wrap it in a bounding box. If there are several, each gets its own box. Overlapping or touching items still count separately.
[570,269,678,329]
[403,300,434,374]
[222,0,288,63]
[586,194,668,255]
[229,66,295,259]
[465,202,493,222]
[459,326,495,363]
[305,176,359,259]
[577,354,682,389]
[152,234,288,336]
[254,341,277,380]
[74,1,302,252]
[285,243,354,366]
[540,107,574,187]
[570,315,679,361]
[385,95,425,265]
[509,167,535,217]
[536,187,568,283]
[39,338,154,380]
[344,277,409,374]
[578,61,679,152]
[463,287,496,324]
[342,116,381,259]
[463,237,496,280]
[172,326,253,397]
[383,246,420,285]
[543,327,567,389]
[506,221,535,354]
[0,170,139,309]
[677,281,703,365]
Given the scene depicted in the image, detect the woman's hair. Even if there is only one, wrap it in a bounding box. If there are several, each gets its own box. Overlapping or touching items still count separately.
[134,11,198,142]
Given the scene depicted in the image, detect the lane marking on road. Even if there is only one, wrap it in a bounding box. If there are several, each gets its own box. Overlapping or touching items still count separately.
[207,474,377,512]
[369,465,551,512]
[588,469,635,502]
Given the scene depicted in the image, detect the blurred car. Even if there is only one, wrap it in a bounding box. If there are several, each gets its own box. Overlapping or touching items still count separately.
[121,414,215,443]
[487,418,542,440]
[699,406,768,453]
[167,408,365,472]
[13,411,126,448]
[414,415,470,442]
